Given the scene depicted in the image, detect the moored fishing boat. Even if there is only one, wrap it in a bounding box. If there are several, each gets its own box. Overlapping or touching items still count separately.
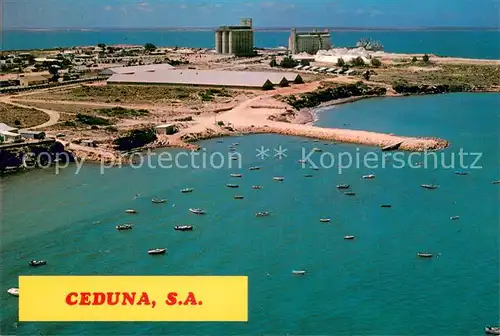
[234,195,244,199]
[450,216,460,220]
[454,171,468,176]
[344,236,355,240]
[312,148,322,152]
[320,218,331,223]
[381,204,392,208]
[29,260,47,267]
[362,174,376,179]
[492,180,500,185]
[344,192,356,196]
[256,211,270,217]
[297,159,306,163]
[116,224,133,230]
[152,198,166,204]
[304,174,313,177]
[189,208,205,215]
[421,184,439,189]
[336,184,350,189]
[248,166,261,171]
[252,185,263,189]
[227,184,239,188]
[7,288,19,297]
[273,177,284,181]
[181,188,194,193]
[292,270,306,275]
[485,326,500,335]
[230,173,243,178]
[174,225,193,231]
[125,209,136,214]
[417,252,433,258]
[148,248,166,255]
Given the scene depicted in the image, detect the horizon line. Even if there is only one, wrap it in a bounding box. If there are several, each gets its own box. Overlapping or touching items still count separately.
[3,26,499,32]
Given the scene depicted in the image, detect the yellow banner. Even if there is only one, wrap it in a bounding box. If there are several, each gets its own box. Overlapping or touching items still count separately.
[19,276,248,322]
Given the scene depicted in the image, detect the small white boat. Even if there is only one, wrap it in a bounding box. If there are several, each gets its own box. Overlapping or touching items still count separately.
[312,148,322,152]
[292,270,306,275]
[189,208,205,215]
[362,174,376,179]
[273,177,284,181]
[230,173,243,178]
[344,192,356,196]
[7,288,19,297]
[125,209,137,214]
[248,166,261,171]
[181,188,194,193]
[231,156,239,161]
[337,184,349,189]
[256,211,270,217]
[174,225,193,231]
[450,216,460,220]
[116,224,133,230]
[234,195,244,199]
[252,185,263,189]
[227,184,239,188]
[417,252,433,258]
[232,142,239,146]
[454,171,468,176]
[29,260,47,267]
[152,198,166,204]
[344,236,355,240]
[492,180,500,185]
[421,184,438,189]
[304,174,313,178]
[320,218,331,223]
[297,159,306,163]
[485,326,500,335]
[148,248,166,255]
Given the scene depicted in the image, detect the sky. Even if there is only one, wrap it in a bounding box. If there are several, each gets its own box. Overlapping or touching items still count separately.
[2,0,500,29]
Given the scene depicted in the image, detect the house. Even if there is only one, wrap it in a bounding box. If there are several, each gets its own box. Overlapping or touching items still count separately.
[19,75,49,87]
[20,130,46,140]
[155,124,178,135]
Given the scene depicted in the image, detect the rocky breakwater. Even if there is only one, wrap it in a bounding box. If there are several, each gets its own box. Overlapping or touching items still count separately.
[0,139,75,174]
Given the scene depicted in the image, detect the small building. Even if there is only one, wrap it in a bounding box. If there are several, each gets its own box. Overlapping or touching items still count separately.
[289,28,332,55]
[155,124,177,135]
[20,130,46,140]
[19,75,49,87]
[215,18,254,56]
[81,139,97,147]
[0,131,22,142]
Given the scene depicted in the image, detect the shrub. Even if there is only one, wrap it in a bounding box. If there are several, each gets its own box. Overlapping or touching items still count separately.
[371,58,382,67]
[113,128,157,151]
[217,121,225,126]
[411,56,418,63]
[336,58,345,67]
[76,113,110,126]
[351,57,365,67]
[269,58,278,67]
[423,54,430,63]
[300,59,310,66]
[279,56,299,68]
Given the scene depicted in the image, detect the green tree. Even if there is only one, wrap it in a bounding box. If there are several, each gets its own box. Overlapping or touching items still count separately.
[300,59,310,66]
[411,56,418,63]
[48,65,59,82]
[279,56,299,68]
[370,58,382,67]
[269,57,278,67]
[97,43,106,49]
[351,56,365,67]
[423,54,430,63]
[336,57,345,67]
[144,43,157,52]
[363,71,371,81]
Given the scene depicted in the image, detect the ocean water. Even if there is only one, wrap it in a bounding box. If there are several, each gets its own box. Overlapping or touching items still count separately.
[1,93,499,335]
[1,30,499,59]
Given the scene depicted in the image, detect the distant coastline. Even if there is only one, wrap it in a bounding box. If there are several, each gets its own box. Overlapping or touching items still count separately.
[3,26,500,32]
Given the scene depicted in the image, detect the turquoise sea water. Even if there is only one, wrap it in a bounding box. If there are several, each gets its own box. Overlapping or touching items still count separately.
[2,30,500,59]
[1,93,499,335]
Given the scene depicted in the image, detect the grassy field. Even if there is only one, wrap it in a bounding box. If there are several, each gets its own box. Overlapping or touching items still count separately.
[25,85,239,104]
[0,103,50,128]
[371,64,500,88]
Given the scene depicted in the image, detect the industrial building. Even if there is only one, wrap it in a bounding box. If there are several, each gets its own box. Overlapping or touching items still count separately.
[215,18,255,56]
[100,63,176,77]
[107,70,303,90]
[289,28,332,55]
[19,75,49,87]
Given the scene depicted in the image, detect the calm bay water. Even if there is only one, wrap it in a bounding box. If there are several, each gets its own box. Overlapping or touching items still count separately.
[1,93,499,335]
[2,30,500,59]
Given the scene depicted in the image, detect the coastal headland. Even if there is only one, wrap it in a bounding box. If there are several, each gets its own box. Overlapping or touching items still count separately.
[1,44,498,170]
